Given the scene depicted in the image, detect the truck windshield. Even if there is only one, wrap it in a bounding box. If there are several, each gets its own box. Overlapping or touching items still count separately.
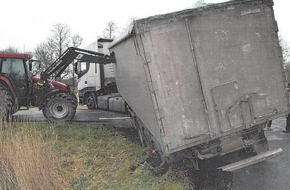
[76,62,91,78]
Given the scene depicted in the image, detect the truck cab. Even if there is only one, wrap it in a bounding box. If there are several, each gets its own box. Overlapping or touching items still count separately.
[77,38,116,109]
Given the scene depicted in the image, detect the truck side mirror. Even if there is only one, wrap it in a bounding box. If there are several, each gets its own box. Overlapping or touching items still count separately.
[26,60,33,71]
[75,62,79,75]
[29,61,33,71]
[75,61,89,78]
[28,59,41,72]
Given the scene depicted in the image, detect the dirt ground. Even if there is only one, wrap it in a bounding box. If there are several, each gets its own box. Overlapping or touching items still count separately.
[109,124,234,190]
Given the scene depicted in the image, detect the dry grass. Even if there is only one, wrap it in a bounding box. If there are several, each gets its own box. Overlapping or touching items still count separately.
[0,122,188,190]
[0,122,64,190]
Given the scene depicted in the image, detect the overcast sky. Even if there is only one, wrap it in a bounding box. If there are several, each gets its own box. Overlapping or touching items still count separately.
[1,0,289,52]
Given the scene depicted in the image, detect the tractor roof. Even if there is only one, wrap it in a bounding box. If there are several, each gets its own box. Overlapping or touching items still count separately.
[0,52,31,59]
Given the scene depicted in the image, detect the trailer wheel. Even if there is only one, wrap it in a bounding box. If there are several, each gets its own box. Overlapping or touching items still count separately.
[133,118,145,146]
[244,124,269,154]
[147,150,169,176]
[86,93,96,109]
[252,127,269,154]
[0,84,14,123]
[42,92,77,123]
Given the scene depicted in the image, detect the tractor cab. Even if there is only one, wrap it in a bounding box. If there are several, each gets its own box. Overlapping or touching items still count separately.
[0,52,32,108]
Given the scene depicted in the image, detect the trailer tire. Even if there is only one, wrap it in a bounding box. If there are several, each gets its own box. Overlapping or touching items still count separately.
[244,124,269,154]
[42,92,77,123]
[147,150,169,176]
[0,84,14,122]
[86,93,96,109]
[253,127,269,154]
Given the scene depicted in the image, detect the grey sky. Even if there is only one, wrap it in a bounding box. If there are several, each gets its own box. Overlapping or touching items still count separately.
[1,0,289,52]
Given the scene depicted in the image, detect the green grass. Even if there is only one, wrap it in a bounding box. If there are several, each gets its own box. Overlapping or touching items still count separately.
[0,122,189,190]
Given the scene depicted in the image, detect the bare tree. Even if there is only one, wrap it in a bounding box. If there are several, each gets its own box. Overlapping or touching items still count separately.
[34,23,83,81]
[278,36,290,85]
[126,16,139,27]
[1,46,19,53]
[279,36,290,64]
[70,34,84,92]
[193,0,206,8]
[49,23,71,57]
[103,21,117,39]
[34,42,55,75]
[71,34,83,47]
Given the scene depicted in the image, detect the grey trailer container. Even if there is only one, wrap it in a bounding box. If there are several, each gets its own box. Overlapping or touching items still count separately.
[109,0,288,169]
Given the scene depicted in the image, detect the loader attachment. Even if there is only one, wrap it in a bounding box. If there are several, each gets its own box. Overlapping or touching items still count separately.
[41,47,115,81]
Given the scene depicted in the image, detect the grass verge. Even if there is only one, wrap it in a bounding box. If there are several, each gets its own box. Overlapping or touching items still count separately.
[0,122,189,190]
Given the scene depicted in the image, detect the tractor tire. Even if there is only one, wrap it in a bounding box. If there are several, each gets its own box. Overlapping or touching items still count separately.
[86,93,96,109]
[42,92,77,123]
[0,84,14,122]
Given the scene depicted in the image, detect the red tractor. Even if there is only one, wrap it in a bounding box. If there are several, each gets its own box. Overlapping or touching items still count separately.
[0,47,114,123]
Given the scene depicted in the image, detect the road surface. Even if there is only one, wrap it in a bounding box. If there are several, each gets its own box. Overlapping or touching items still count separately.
[13,106,133,128]
[232,117,290,190]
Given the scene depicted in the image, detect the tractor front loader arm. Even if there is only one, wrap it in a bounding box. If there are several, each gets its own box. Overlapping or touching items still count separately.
[40,47,116,82]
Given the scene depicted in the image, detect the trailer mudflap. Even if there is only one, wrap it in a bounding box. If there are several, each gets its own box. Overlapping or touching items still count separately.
[219,148,282,172]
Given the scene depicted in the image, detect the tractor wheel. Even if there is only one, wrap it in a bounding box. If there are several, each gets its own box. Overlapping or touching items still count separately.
[0,84,14,122]
[86,93,96,109]
[42,92,77,123]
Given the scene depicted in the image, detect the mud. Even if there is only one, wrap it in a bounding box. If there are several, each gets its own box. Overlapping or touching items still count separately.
[188,169,233,190]
[167,158,234,190]
[106,124,141,145]
[108,124,234,190]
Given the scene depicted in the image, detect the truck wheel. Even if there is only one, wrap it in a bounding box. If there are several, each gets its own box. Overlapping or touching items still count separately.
[86,93,96,109]
[0,84,14,122]
[42,93,77,123]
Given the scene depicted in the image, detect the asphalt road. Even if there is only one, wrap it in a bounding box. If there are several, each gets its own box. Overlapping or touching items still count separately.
[13,107,290,190]
[232,117,290,190]
[13,106,133,128]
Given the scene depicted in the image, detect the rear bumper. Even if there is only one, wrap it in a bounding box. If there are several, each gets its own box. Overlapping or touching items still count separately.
[219,148,282,172]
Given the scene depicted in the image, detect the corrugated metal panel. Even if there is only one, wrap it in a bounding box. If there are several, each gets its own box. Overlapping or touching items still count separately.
[110,0,288,155]
[111,37,165,151]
